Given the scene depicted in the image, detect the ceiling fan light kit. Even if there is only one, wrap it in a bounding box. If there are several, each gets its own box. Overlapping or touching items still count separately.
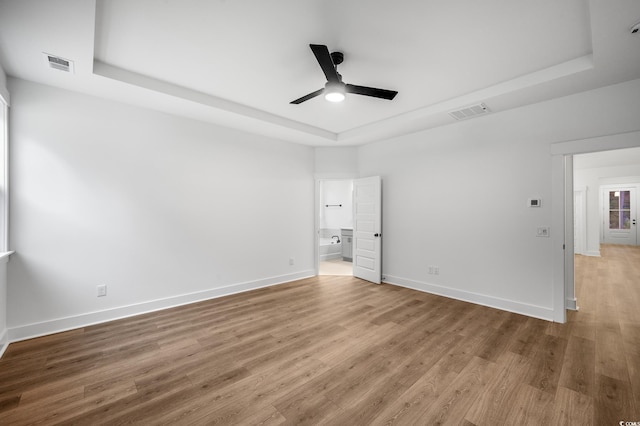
[291,44,398,105]
[324,82,346,102]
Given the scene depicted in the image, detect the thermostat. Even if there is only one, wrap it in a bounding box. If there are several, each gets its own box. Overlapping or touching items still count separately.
[528,198,541,207]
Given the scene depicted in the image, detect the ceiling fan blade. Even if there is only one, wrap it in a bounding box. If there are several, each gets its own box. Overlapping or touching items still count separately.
[290,88,324,104]
[346,84,398,100]
[310,44,340,83]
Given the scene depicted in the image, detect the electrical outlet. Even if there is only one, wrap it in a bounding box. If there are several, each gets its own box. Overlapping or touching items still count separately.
[97,284,107,297]
[536,227,550,237]
[289,258,295,266]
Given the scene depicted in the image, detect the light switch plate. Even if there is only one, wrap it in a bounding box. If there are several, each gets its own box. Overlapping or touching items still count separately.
[537,227,550,237]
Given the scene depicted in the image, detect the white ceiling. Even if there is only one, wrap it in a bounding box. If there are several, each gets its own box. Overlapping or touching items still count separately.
[1,0,639,146]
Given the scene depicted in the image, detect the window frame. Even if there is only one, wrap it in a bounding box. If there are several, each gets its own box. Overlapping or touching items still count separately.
[0,93,9,253]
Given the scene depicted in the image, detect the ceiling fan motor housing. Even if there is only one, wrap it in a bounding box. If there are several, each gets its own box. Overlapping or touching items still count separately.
[330,51,344,66]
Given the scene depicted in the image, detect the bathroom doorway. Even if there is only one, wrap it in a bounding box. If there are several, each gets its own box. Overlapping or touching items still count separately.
[317,179,354,276]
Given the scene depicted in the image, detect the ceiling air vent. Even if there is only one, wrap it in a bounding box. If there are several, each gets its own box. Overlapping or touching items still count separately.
[449,103,491,121]
[42,53,74,73]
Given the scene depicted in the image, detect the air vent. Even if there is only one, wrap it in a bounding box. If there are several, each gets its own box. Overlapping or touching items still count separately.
[449,103,491,121]
[42,53,74,73]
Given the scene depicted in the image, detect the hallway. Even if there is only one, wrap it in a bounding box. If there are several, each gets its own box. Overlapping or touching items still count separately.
[568,244,640,421]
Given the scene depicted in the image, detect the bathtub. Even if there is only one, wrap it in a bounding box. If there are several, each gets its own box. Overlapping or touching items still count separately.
[319,237,342,261]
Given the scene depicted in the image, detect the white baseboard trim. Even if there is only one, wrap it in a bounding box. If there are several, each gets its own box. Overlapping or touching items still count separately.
[384,275,555,322]
[566,297,578,311]
[7,270,315,344]
[584,251,601,257]
[0,328,8,358]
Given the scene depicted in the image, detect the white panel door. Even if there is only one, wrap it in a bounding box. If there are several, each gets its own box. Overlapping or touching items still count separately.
[353,176,381,284]
[602,187,637,245]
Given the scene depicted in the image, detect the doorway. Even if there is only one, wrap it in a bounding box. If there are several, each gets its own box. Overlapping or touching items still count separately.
[553,132,640,322]
[571,147,640,311]
[317,179,354,276]
[573,148,640,253]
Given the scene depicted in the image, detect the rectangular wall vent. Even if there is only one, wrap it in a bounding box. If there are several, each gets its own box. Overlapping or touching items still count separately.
[449,103,491,121]
[42,53,74,73]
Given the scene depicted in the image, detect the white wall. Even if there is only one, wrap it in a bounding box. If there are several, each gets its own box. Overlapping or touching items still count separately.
[0,62,8,104]
[5,72,640,341]
[358,78,640,320]
[574,165,640,255]
[319,180,353,230]
[7,78,316,340]
[314,147,357,179]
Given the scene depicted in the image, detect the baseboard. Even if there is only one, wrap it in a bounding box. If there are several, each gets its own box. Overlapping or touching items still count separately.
[7,270,315,344]
[0,328,8,358]
[583,250,601,257]
[384,275,555,322]
[566,297,578,311]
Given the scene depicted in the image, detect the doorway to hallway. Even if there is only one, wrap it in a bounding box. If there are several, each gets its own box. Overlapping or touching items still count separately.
[571,148,640,313]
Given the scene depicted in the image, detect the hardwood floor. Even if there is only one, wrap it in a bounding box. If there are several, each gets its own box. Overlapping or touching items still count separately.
[0,244,638,425]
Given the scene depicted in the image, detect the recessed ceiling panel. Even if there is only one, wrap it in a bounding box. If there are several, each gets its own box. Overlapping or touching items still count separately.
[94,0,592,135]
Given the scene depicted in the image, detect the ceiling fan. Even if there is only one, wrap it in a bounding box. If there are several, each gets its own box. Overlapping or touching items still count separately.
[290,44,398,104]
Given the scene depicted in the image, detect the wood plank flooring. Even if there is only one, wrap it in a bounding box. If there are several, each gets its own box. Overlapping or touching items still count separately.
[1,244,639,425]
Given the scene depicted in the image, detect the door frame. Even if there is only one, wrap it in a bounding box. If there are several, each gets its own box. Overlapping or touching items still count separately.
[574,186,587,255]
[551,130,640,322]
